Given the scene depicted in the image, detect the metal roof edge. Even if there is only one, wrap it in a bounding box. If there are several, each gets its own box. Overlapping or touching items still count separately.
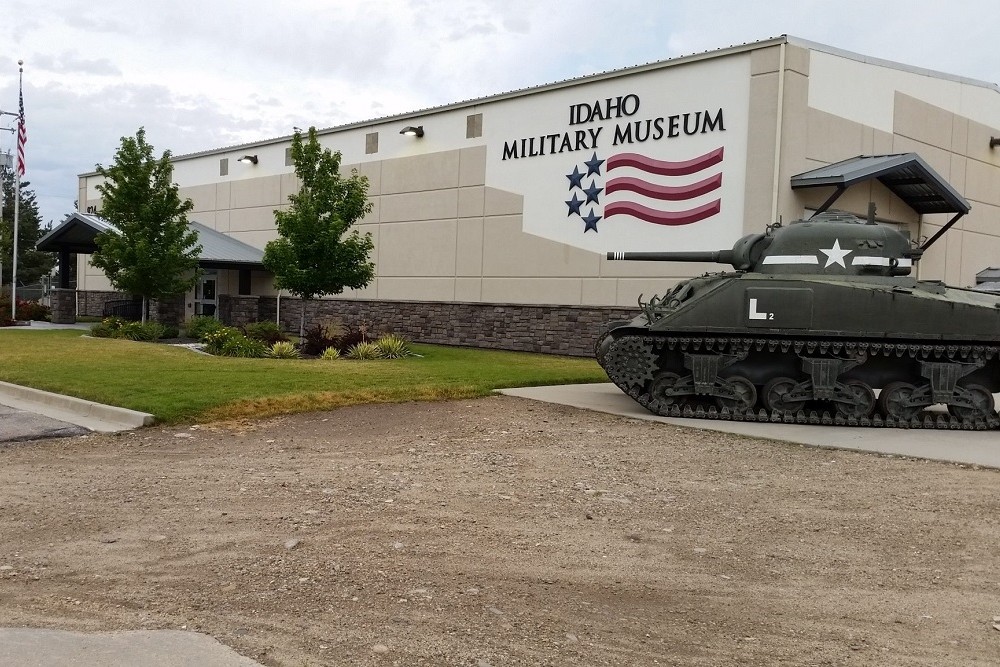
[785,35,1000,91]
[78,36,792,176]
[76,35,998,179]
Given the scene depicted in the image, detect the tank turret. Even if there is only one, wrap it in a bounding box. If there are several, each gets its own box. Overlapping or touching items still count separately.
[608,211,921,277]
[596,210,1000,431]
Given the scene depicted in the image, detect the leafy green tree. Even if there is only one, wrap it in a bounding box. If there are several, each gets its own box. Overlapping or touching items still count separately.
[90,128,201,322]
[0,171,55,289]
[263,126,374,334]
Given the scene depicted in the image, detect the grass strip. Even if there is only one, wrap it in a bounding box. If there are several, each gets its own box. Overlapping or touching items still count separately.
[0,330,606,423]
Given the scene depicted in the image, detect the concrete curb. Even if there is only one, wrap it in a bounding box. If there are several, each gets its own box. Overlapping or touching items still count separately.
[0,381,155,433]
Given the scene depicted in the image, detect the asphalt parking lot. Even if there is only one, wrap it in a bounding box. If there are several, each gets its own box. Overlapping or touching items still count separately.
[0,403,87,443]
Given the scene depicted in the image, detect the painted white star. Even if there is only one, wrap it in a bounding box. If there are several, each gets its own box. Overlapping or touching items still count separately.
[819,239,852,268]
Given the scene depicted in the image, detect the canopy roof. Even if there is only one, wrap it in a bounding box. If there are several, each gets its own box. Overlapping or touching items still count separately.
[790,153,971,215]
[36,212,265,270]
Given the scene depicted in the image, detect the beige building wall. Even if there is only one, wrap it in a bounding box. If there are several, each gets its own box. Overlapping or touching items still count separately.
[75,36,1000,309]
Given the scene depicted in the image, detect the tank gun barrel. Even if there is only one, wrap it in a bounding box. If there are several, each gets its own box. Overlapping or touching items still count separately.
[607,250,735,266]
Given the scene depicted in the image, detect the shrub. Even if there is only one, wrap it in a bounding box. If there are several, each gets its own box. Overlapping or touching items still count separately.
[319,346,341,360]
[90,317,170,341]
[117,321,166,342]
[16,300,50,321]
[220,335,268,358]
[0,291,13,326]
[335,319,377,354]
[243,320,289,346]
[300,317,346,356]
[202,326,267,358]
[374,334,411,359]
[186,315,225,342]
[159,325,180,339]
[202,326,243,355]
[345,341,383,360]
[90,317,124,338]
[268,341,301,359]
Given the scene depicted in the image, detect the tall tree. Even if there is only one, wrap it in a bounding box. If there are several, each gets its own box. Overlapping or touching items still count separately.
[0,171,55,289]
[90,128,201,322]
[263,126,375,334]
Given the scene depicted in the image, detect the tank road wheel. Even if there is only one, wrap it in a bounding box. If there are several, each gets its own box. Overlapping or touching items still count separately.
[877,382,921,420]
[835,380,876,419]
[649,372,686,413]
[762,377,806,414]
[947,384,997,421]
[716,376,757,412]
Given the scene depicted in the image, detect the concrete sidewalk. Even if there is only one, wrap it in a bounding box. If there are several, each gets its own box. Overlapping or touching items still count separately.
[499,383,1000,469]
[0,628,263,666]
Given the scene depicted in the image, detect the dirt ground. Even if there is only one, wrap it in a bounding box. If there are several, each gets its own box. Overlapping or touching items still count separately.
[1,395,999,666]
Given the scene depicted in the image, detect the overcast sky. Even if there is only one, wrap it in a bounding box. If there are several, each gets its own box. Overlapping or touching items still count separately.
[1,0,998,225]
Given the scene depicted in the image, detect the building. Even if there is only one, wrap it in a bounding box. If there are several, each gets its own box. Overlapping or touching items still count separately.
[55,35,1000,355]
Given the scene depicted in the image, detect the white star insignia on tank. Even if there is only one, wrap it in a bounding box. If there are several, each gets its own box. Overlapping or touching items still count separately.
[819,239,852,268]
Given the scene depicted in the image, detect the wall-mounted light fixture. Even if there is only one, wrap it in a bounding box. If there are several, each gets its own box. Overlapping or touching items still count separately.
[399,125,424,137]
[991,137,1000,149]
[237,155,259,164]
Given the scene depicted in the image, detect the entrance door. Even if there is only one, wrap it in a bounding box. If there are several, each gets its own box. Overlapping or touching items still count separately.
[195,272,218,317]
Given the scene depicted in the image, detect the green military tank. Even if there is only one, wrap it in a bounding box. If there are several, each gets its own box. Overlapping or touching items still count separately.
[596,210,1000,429]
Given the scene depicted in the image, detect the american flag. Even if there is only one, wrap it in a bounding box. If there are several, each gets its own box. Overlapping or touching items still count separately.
[16,74,26,177]
[565,147,724,232]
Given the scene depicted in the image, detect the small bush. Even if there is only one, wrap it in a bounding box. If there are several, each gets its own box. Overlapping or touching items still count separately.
[186,315,225,342]
[243,320,288,346]
[202,326,243,355]
[90,317,124,338]
[159,325,180,340]
[202,326,267,358]
[117,321,166,342]
[336,319,378,354]
[301,317,347,356]
[90,317,169,341]
[220,335,268,358]
[345,341,383,360]
[319,346,341,360]
[375,334,411,359]
[16,300,50,321]
[268,341,301,359]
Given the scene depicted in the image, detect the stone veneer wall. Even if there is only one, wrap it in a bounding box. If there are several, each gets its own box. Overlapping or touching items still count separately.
[218,295,637,357]
[149,295,185,328]
[77,290,135,318]
[218,295,262,328]
[76,290,184,326]
[49,288,78,324]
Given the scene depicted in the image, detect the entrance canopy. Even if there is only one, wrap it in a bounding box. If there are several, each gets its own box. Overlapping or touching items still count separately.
[791,153,972,251]
[37,212,266,269]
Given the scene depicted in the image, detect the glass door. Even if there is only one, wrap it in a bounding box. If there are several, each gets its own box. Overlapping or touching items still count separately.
[195,272,218,317]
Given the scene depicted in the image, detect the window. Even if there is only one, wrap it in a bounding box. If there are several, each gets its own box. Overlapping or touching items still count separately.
[466,113,483,139]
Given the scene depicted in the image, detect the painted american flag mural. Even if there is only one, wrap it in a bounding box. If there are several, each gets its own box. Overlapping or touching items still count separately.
[564,147,724,233]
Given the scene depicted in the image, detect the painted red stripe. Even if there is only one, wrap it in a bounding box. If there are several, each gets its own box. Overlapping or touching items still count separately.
[605,200,721,226]
[605,173,722,200]
[606,147,724,176]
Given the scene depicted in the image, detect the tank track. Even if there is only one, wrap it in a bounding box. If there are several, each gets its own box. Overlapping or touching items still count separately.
[597,330,1000,430]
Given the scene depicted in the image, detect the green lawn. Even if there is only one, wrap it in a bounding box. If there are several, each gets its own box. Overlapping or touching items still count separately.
[0,330,607,423]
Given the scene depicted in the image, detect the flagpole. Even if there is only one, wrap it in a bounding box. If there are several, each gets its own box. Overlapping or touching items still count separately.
[11,59,23,321]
